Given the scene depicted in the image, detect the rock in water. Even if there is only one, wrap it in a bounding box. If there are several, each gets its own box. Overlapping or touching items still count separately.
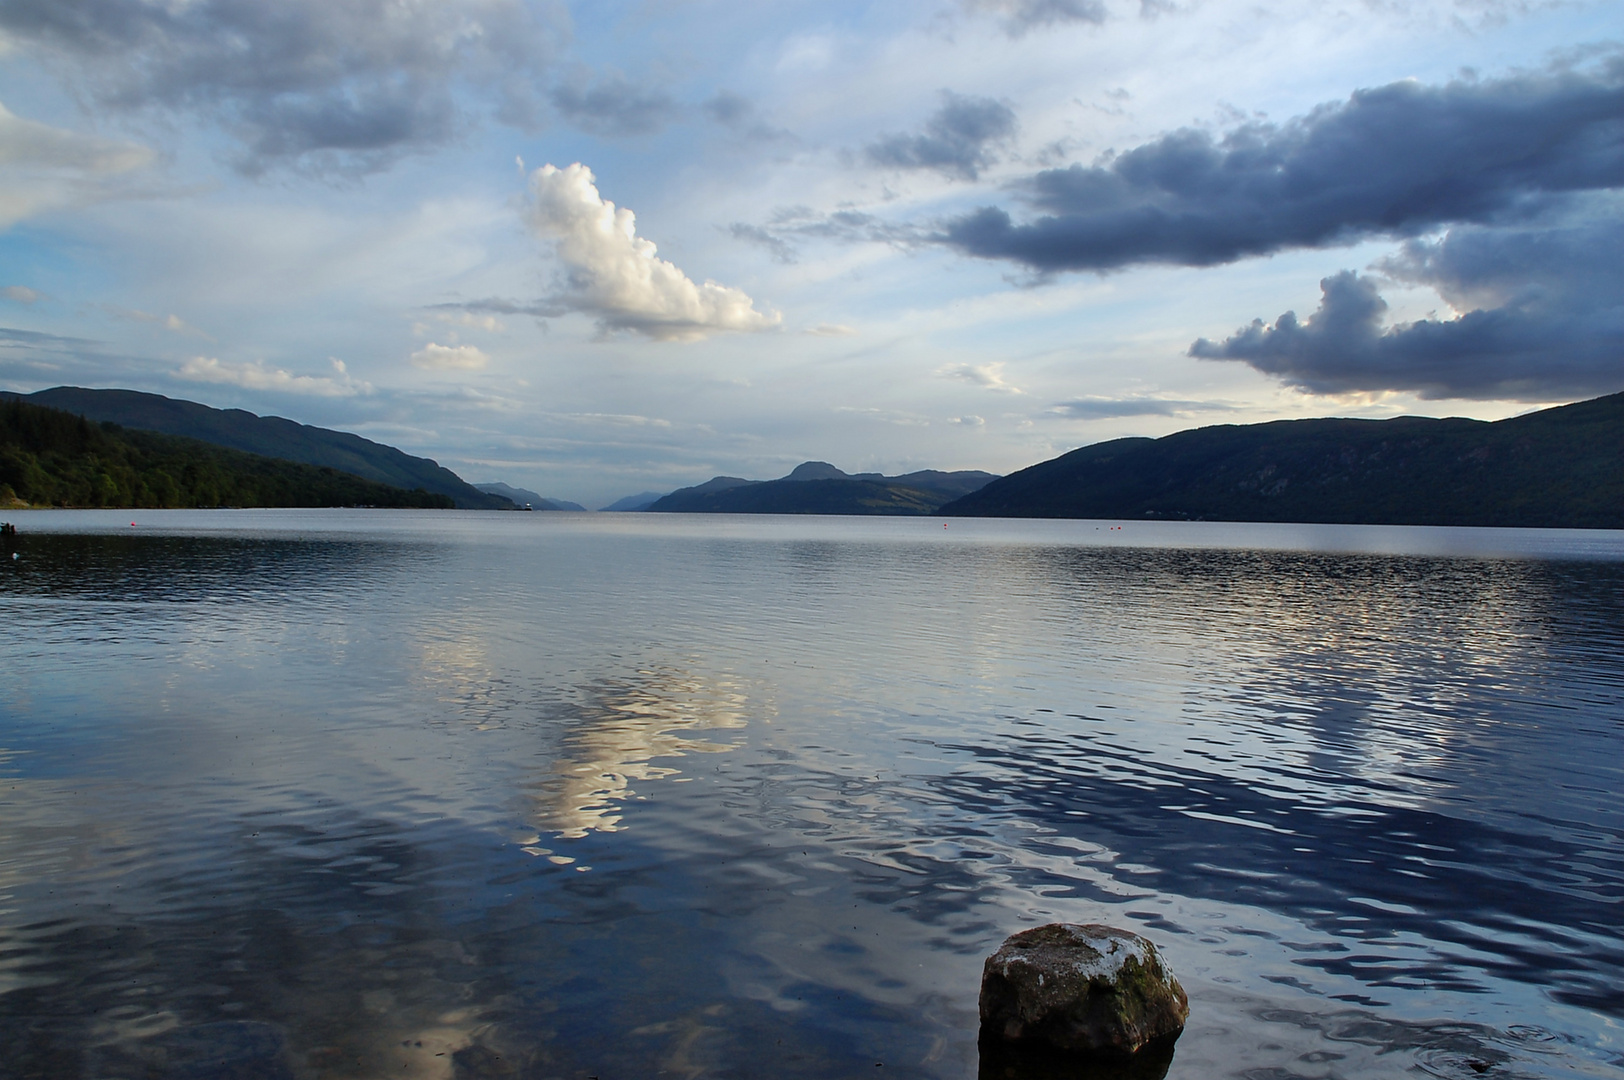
[979,924,1189,1058]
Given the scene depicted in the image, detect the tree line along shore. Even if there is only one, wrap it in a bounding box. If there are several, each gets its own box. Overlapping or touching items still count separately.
[1,398,452,510]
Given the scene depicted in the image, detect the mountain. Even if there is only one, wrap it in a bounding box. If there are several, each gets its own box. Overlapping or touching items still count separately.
[1,397,453,509]
[475,482,586,511]
[648,462,1000,515]
[4,387,510,509]
[600,491,667,512]
[940,391,1624,529]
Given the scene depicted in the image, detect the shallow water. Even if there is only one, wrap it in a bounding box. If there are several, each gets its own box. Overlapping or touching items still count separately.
[1,510,1621,1079]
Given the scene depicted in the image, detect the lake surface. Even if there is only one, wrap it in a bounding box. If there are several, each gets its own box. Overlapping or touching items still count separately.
[2,510,1621,1080]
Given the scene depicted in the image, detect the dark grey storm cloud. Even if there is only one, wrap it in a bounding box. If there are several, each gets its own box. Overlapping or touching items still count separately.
[550,70,680,137]
[0,0,561,173]
[942,63,1624,272]
[865,92,1018,180]
[1190,213,1624,401]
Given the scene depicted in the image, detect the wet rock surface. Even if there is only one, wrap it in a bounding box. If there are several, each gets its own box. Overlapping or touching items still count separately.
[980,924,1189,1063]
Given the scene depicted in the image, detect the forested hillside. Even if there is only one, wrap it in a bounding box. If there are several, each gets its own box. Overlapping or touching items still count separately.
[1,398,453,509]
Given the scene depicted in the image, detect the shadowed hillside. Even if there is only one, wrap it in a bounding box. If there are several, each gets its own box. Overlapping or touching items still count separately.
[941,392,1624,528]
[6,387,509,509]
[1,398,453,509]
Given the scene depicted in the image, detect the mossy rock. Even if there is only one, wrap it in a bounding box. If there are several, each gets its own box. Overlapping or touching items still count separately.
[979,924,1189,1059]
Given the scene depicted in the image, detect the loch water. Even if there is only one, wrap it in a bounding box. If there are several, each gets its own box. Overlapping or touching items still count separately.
[1,510,1621,1080]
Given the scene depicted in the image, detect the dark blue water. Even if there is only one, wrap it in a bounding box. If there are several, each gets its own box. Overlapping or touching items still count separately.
[2,510,1621,1079]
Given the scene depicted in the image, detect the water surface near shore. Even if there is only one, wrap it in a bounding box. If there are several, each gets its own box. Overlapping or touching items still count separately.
[2,510,1621,1079]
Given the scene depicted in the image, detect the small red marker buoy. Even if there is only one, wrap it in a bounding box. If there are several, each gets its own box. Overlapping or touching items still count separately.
[131,522,137,527]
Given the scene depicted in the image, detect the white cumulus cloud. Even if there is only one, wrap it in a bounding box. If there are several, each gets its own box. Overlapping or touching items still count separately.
[411,342,490,370]
[525,162,780,342]
[177,356,371,396]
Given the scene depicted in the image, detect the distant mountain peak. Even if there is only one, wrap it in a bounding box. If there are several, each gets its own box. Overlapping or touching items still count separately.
[783,461,849,481]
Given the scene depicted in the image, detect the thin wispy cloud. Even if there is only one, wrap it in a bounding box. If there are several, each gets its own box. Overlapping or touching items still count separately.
[938,361,1024,393]
[177,355,371,396]
[963,0,1107,37]
[551,70,680,137]
[1046,396,1238,419]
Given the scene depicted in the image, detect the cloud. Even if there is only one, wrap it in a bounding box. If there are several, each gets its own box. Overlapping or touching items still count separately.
[865,91,1018,180]
[0,101,154,225]
[0,0,560,174]
[1191,212,1624,400]
[963,0,1106,36]
[728,222,798,264]
[2,286,40,305]
[551,70,679,137]
[805,323,857,337]
[941,62,1624,272]
[0,102,152,172]
[937,360,1023,393]
[428,298,562,320]
[410,342,489,370]
[834,406,930,426]
[1046,396,1238,419]
[728,205,924,263]
[523,163,780,342]
[951,414,985,426]
[105,306,212,338]
[702,90,790,142]
[177,355,371,396]
[417,310,504,333]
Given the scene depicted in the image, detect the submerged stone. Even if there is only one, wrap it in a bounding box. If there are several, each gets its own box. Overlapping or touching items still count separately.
[979,923,1188,1063]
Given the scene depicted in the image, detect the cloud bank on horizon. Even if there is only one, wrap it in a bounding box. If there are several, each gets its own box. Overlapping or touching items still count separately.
[0,0,1619,502]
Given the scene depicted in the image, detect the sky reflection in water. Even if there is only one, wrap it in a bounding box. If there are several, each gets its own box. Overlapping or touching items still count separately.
[1,511,1621,1080]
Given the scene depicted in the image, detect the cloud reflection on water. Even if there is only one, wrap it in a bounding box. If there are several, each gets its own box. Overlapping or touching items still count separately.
[3,517,1622,1079]
[524,667,756,840]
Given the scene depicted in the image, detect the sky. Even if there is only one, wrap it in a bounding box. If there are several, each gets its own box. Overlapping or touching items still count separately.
[0,0,1620,507]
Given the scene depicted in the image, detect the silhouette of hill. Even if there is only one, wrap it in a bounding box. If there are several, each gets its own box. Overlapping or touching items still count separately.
[649,462,999,515]
[601,491,666,512]
[4,387,509,509]
[941,392,1624,528]
[474,482,585,511]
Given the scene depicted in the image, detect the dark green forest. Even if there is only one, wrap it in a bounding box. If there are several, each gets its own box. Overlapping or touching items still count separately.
[7,386,509,508]
[1,398,453,509]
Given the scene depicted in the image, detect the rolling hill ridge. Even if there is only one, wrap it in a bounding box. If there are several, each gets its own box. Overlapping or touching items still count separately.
[4,387,509,509]
[941,391,1624,528]
[649,461,1000,515]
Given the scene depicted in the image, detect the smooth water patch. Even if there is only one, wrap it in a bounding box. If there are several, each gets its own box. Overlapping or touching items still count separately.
[2,510,1621,1079]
